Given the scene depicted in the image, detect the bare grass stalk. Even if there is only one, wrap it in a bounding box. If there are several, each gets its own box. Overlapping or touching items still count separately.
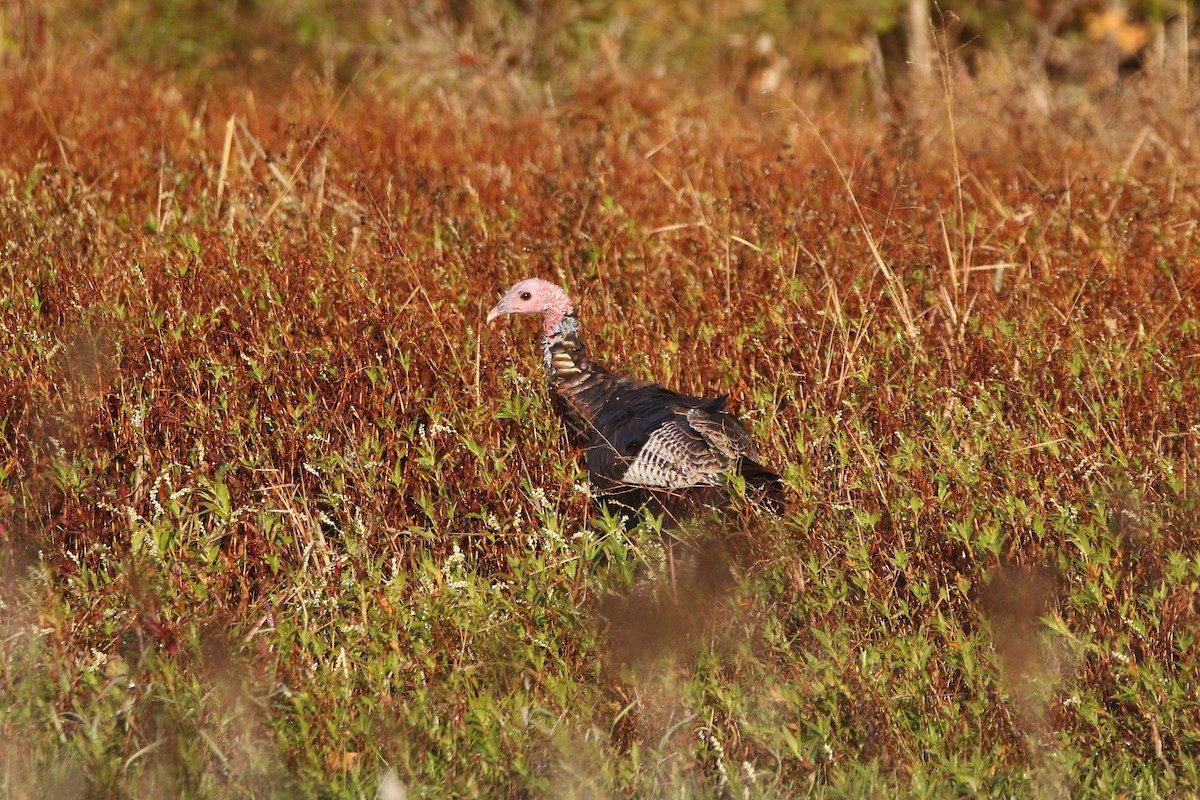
[790,101,921,345]
[215,114,235,213]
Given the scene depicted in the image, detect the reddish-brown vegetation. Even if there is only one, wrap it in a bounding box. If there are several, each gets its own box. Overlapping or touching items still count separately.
[2,41,1199,795]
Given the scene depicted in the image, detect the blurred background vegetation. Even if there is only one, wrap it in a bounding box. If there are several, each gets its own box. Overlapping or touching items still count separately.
[2,2,1198,798]
[0,0,1192,107]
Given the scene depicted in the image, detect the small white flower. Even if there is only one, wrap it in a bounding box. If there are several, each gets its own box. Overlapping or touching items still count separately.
[442,544,470,592]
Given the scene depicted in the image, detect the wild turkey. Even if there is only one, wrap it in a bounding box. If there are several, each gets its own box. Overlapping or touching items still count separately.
[487,278,783,522]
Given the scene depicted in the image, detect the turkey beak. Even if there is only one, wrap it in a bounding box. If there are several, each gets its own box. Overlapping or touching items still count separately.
[486,303,505,324]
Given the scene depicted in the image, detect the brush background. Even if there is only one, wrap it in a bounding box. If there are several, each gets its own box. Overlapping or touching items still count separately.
[2,2,1198,797]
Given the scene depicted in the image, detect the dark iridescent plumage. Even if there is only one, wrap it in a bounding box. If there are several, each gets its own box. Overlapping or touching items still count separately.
[488,279,783,520]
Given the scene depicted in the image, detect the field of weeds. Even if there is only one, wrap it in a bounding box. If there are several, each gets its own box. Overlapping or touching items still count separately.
[3,4,1200,797]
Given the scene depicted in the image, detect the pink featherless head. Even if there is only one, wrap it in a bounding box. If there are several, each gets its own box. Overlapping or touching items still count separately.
[486,278,575,335]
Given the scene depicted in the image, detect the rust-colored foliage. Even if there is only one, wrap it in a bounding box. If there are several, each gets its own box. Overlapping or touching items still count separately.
[2,51,1199,794]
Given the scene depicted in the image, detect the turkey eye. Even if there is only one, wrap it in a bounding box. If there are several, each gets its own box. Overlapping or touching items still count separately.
[519,291,532,300]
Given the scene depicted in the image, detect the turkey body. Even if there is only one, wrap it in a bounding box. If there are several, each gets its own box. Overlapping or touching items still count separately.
[546,318,782,520]
[488,279,783,522]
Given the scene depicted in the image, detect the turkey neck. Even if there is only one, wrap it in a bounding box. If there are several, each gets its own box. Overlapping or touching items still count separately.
[542,314,635,430]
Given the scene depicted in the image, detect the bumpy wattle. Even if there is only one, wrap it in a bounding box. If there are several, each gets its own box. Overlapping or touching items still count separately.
[537,285,575,338]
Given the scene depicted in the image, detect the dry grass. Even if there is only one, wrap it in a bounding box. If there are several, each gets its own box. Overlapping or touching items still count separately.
[2,15,1199,796]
